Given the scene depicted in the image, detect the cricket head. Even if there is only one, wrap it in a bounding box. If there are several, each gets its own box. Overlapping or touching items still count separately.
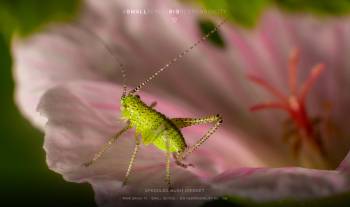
[120,94,142,117]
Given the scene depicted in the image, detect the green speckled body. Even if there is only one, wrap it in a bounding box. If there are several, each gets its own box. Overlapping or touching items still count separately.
[120,94,187,153]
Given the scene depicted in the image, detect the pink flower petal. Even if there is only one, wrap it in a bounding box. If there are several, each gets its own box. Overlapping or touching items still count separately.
[13,0,299,166]
[210,167,350,201]
[338,151,350,172]
[37,80,268,204]
[92,167,350,206]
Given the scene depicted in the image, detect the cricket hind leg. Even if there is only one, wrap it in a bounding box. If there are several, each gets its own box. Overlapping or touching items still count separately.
[171,114,223,162]
[122,133,141,186]
[83,124,130,167]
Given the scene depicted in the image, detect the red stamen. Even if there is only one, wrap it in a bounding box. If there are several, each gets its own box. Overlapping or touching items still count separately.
[250,102,290,112]
[248,75,287,102]
[248,49,325,149]
[299,64,325,103]
[288,48,300,95]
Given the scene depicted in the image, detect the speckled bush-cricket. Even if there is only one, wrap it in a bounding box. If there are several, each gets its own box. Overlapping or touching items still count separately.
[82,17,227,189]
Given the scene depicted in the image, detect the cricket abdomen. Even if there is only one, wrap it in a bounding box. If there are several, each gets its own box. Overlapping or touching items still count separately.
[120,94,187,153]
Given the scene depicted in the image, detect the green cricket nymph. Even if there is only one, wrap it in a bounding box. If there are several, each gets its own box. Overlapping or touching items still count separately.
[121,94,187,153]
[83,17,226,189]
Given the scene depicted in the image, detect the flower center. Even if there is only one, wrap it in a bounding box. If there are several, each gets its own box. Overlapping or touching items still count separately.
[248,48,330,169]
[288,96,299,111]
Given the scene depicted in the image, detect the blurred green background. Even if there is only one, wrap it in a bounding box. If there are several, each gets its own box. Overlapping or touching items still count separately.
[0,36,95,207]
[0,0,96,206]
[2,0,350,206]
[0,31,95,207]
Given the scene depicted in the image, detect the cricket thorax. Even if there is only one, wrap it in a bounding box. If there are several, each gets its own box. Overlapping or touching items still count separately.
[120,94,186,153]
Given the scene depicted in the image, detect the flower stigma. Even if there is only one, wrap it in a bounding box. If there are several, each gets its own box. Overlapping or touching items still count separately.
[248,48,330,169]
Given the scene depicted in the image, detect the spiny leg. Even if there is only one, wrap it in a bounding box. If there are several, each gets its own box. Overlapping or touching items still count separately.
[165,133,172,190]
[172,114,223,162]
[83,125,130,167]
[122,133,141,186]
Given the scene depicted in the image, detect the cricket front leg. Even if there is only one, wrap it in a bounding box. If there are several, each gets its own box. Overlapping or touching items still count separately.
[83,124,130,167]
[172,114,223,162]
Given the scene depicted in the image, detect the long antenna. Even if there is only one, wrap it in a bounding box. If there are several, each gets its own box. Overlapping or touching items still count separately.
[74,23,128,96]
[129,16,228,94]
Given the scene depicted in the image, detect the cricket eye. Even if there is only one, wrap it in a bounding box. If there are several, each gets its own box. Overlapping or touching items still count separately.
[135,95,140,99]
[121,102,127,108]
